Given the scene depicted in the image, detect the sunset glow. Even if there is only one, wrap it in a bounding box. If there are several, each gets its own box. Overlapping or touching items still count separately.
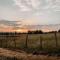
[0,0,60,32]
[16,29,28,33]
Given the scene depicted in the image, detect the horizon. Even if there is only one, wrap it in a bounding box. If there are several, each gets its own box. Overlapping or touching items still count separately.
[0,20,60,32]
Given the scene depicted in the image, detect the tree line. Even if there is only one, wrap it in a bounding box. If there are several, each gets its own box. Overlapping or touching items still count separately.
[0,29,60,34]
[28,29,60,34]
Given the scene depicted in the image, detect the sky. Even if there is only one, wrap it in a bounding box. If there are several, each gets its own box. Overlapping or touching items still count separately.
[0,0,60,32]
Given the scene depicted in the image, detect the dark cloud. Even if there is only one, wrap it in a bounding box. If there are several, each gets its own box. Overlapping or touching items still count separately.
[0,20,22,29]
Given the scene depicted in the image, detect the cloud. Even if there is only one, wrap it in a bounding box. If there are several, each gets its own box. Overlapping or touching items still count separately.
[13,0,60,11]
[13,0,32,11]
[13,0,44,11]
[13,0,60,22]
[0,0,60,32]
[0,0,60,26]
[22,24,60,31]
[0,20,22,30]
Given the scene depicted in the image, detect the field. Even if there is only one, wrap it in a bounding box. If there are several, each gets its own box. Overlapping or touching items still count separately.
[0,32,60,60]
[0,32,60,51]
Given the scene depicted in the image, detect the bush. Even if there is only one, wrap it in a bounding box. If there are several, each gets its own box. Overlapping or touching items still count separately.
[58,29,60,32]
[28,30,43,34]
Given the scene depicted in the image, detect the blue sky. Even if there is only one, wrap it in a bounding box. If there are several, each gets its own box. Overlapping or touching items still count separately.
[0,0,60,32]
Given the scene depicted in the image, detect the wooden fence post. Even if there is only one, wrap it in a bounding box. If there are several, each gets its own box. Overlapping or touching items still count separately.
[25,33,28,48]
[40,34,43,50]
[14,36,16,49]
[54,32,58,48]
[6,35,9,48]
[6,36,8,48]
[1,39,2,48]
[13,33,16,49]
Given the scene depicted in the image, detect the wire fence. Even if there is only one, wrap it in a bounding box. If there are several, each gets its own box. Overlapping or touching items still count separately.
[0,32,60,52]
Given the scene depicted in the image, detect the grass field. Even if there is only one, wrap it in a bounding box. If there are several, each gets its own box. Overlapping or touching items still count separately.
[0,32,60,60]
[0,32,60,52]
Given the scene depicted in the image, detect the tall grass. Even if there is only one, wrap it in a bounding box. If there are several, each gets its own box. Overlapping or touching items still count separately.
[0,32,60,53]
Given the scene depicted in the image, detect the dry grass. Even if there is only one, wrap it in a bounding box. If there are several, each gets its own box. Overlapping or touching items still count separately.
[0,48,60,60]
[0,33,60,60]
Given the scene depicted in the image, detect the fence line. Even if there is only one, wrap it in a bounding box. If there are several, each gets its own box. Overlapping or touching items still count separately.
[25,33,28,48]
[0,32,60,51]
[39,34,43,50]
[54,32,58,48]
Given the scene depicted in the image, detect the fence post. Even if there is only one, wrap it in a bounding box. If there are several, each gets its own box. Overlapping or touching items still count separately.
[39,34,43,50]
[1,39,2,48]
[25,33,28,48]
[13,33,16,49]
[5,36,8,48]
[6,36,8,48]
[54,32,58,48]
[14,37,16,49]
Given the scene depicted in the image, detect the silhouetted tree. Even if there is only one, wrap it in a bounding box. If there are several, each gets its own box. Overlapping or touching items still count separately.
[58,29,60,32]
[39,30,43,34]
[28,31,32,34]
[28,30,43,34]
[34,30,39,34]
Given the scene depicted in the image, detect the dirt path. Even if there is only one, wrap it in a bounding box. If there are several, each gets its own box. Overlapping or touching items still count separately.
[0,48,60,60]
[0,48,27,59]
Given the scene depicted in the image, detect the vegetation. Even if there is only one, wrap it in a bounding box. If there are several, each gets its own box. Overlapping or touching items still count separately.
[0,56,18,60]
[28,30,43,34]
[58,29,60,32]
[0,32,60,52]
[0,32,60,60]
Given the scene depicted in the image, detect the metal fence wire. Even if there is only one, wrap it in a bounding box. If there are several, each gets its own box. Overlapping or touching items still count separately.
[0,32,60,51]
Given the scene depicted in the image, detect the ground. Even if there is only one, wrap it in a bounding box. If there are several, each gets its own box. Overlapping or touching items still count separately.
[0,48,60,60]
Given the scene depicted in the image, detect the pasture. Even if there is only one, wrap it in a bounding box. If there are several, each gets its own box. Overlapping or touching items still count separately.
[0,32,60,53]
[0,32,60,60]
